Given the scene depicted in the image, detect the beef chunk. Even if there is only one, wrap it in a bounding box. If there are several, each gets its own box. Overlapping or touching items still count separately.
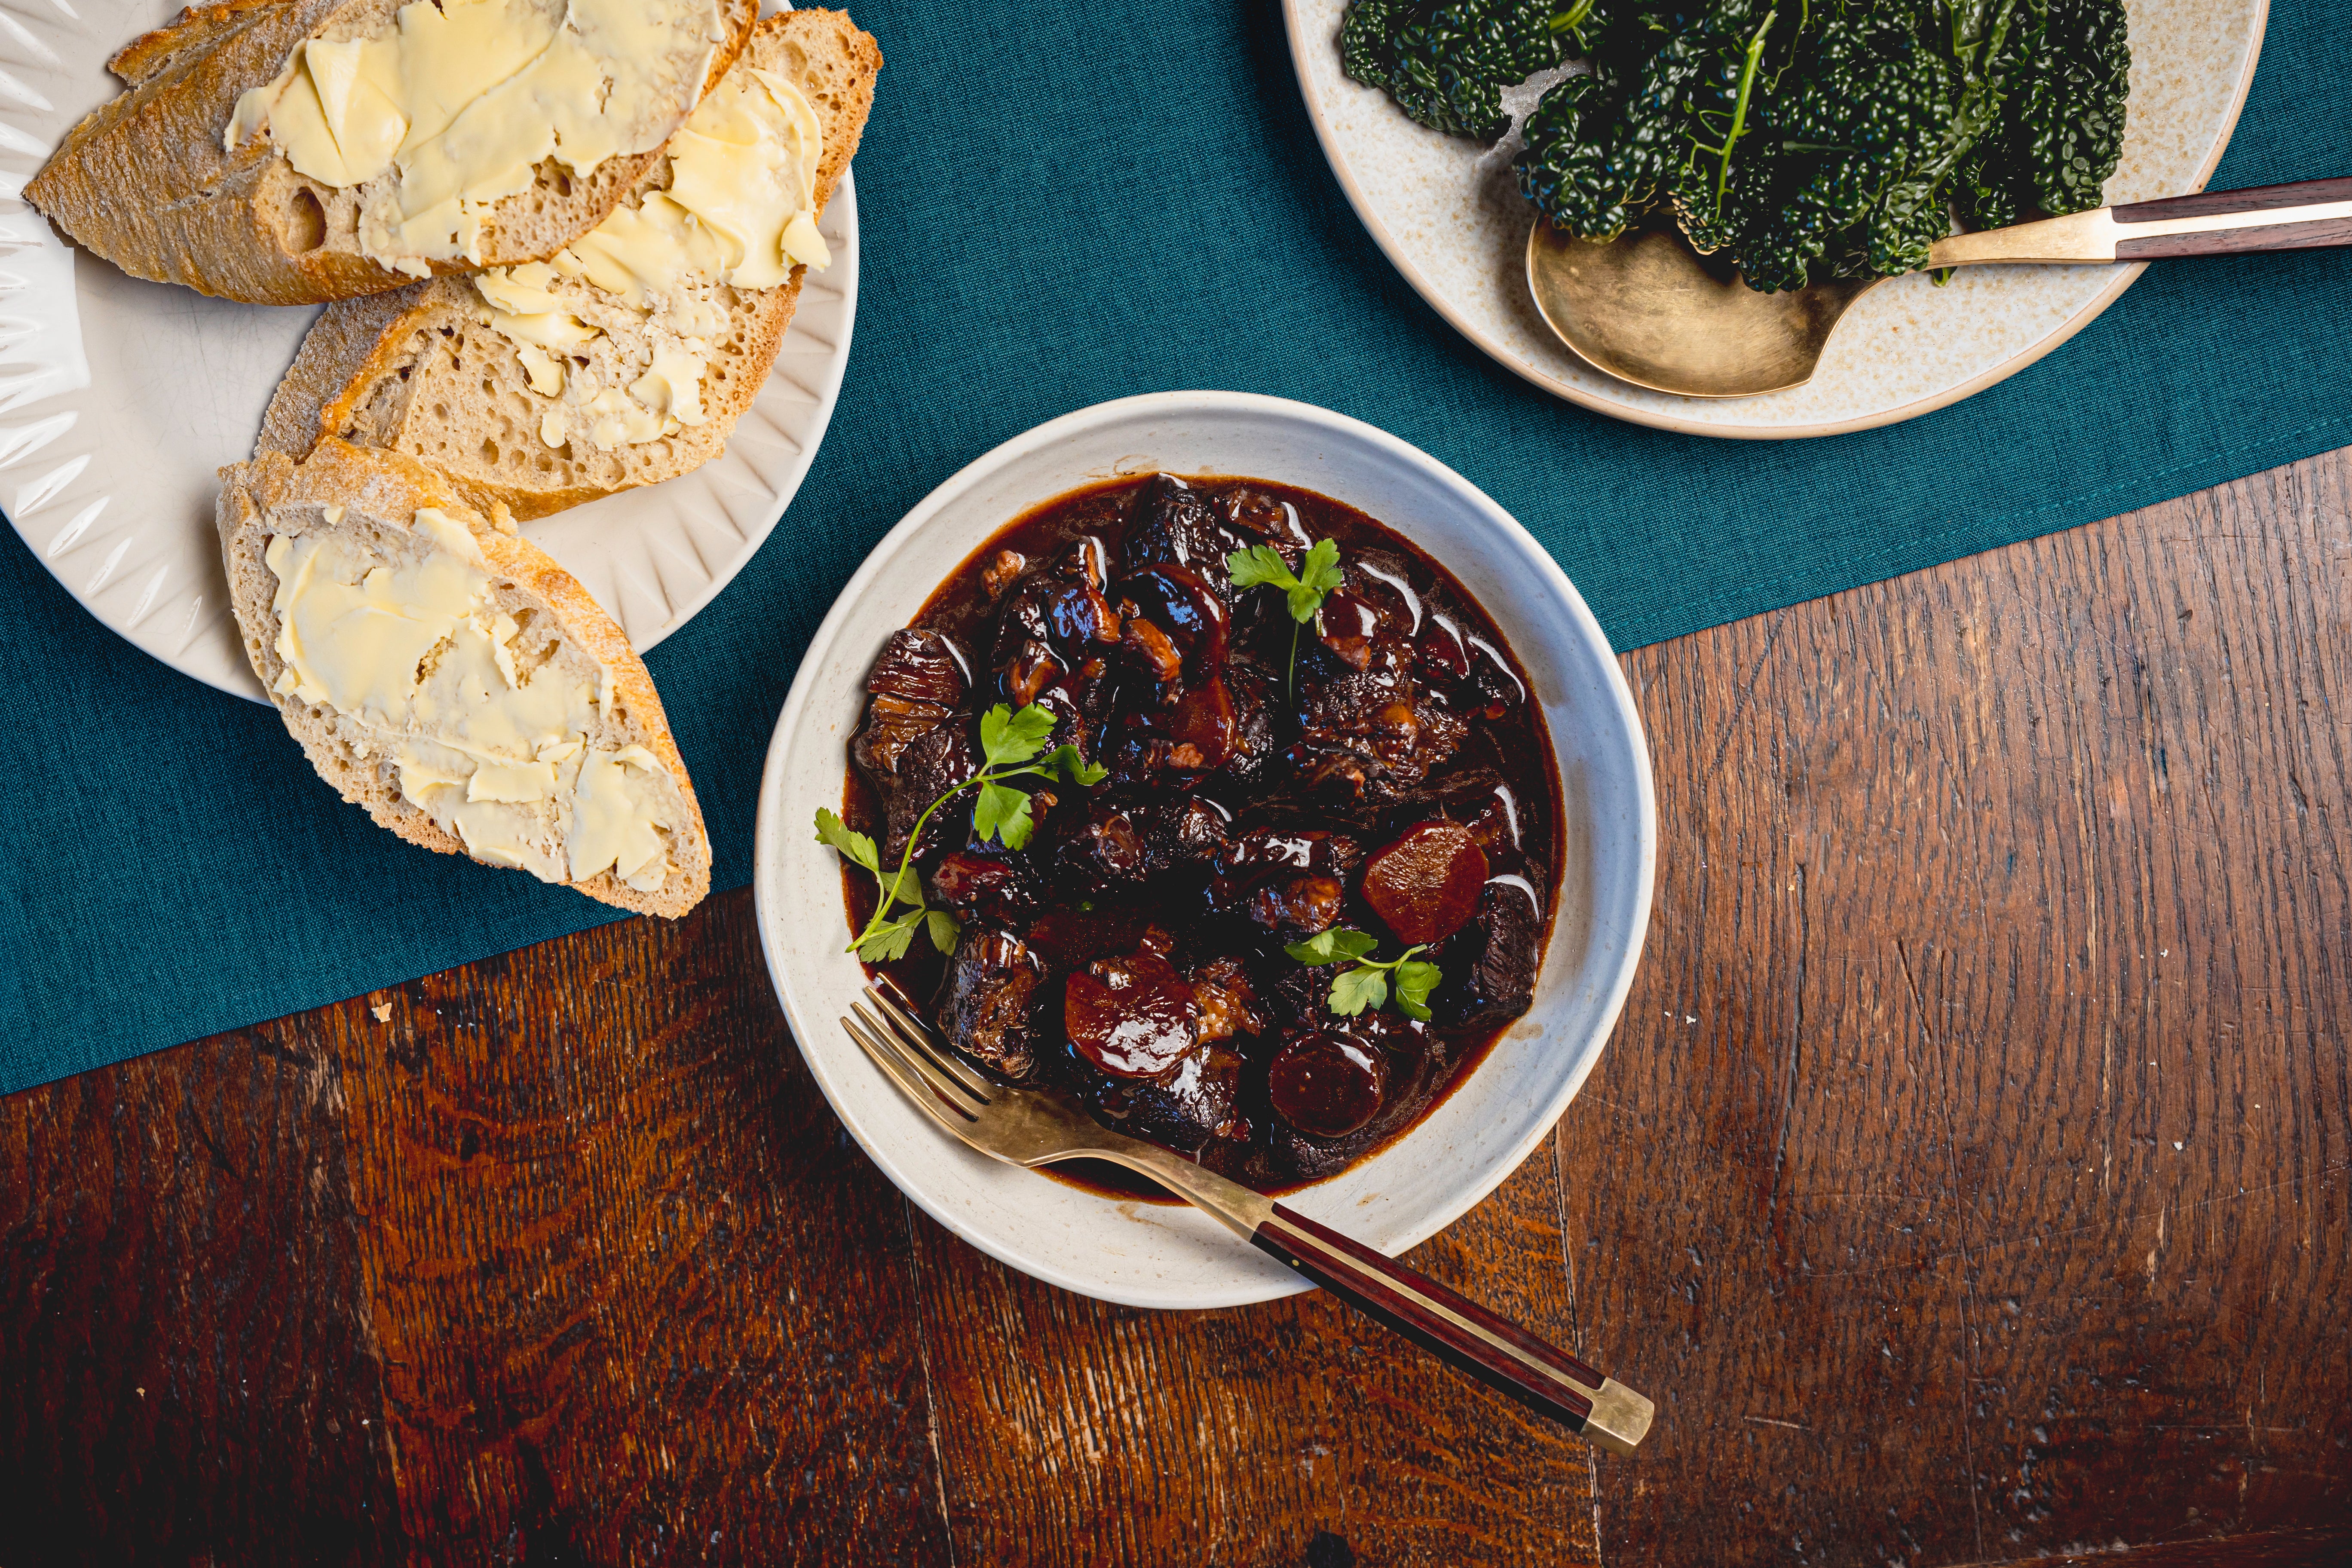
[1191,955,1263,1045]
[992,541,1119,663]
[867,628,968,707]
[1258,958,1333,1032]
[880,719,977,864]
[1219,486,1311,546]
[940,927,1049,1080]
[981,549,1026,600]
[1206,827,1361,916]
[1115,563,1230,671]
[1280,555,1474,808]
[1087,1041,1247,1153]
[1136,799,1231,873]
[1247,874,1344,940]
[1433,876,1544,1028]
[1105,674,1236,785]
[1220,663,1279,790]
[851,631,968,783]
[1289,660,1468,810]
[1054,805,1149,894]
[930,851,1042,925]
[852,692,955,780]
[1119,474,1244,592]
[990,542,1121,711]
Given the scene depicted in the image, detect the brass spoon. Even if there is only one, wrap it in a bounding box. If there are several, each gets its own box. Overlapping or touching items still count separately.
[1525,176,2352,399]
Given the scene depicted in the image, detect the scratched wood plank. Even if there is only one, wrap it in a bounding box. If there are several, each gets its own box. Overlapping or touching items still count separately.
[906,1136,1602,1567]
[328,894,950,1564]
[0,894,952,1567]
[1569,448,2352,1567]
[1959,1526,2352,1568]
[0,1017,398,1565]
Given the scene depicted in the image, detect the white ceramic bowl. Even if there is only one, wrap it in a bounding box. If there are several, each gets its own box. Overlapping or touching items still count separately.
[751,392,1656,1308]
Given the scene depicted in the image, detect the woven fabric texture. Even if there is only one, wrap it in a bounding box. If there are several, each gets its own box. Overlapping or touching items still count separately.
[0,2,2344,1090]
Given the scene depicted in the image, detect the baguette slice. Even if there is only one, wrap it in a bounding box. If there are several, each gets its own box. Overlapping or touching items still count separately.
[254,8,880,520]
[28,0,760,305]
[220,438,713,916]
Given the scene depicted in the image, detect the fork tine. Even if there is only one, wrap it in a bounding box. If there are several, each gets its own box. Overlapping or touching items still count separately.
[864,982,993,1101]
[842,1012,976,1126]
[851,1001,987,1115]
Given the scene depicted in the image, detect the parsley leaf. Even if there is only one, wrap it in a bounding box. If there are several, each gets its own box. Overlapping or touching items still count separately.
[926,909,962,956]
[1288,927,1442,1020]
[980,702,1057,768]
[1226,539,1346,625]
[854,910,923,963]
[1289,538,1343,623]
[1039,743,1109,788]
[1329,965,1389,1016]
[974,779,1035,849]
[1394,959,1442,1021]
[1228,537,1345,695]
[1226,544,1296,591]
[1286,927,1381,965]
[815,808,879,874]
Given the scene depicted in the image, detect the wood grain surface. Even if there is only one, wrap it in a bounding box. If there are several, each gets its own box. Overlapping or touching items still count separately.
[4,448,2349,1566]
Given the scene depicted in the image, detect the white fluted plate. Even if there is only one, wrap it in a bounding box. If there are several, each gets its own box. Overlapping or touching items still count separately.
[0,0,857,700]
[1283,0,2266,439]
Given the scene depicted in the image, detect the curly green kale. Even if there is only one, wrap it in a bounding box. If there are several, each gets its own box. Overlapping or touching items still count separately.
[1720,5,2003,288]
[1515,0,1783,244]
[1859,0,2020,276]
[1358,0,1605,141]
[1341,0,1407,86]
[1390,3,1513,139]
[2027,0,2129,212]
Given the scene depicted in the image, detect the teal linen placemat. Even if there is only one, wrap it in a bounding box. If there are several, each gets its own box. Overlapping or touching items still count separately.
[2,3,2346,1093]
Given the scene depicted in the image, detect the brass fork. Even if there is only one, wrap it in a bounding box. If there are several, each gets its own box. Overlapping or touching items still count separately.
[843,981,1654,1455]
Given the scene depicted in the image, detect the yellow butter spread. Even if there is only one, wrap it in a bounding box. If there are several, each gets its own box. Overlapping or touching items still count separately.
[463,64,829,450]
[264,505,679,891]
[228,0,728,270]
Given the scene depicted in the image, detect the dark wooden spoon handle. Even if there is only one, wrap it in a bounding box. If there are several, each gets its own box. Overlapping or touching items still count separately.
[2111,176,2352,260]
[1253,1201,1654,1455]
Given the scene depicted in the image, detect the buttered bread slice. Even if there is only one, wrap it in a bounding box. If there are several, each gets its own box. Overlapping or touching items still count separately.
[255,8,879,519]
[220,439,712,915]
[29,0,759,305]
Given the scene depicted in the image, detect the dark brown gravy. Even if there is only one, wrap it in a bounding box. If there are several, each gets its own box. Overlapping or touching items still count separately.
[839,475,1562,1200]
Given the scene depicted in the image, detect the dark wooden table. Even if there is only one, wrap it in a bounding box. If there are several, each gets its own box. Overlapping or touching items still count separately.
[5,450,2348,1568]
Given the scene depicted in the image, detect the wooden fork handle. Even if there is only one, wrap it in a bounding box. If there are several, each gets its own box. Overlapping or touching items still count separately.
[2110,176,2352,260]
[1253,1203,1654,1455]
[1929,177,2352,269]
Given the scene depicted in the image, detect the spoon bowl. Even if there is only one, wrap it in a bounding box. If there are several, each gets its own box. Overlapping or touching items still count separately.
[1525,220,1872,398]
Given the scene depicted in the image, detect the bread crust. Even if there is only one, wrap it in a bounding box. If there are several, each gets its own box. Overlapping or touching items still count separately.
[255,9,880,517]
[30,0,760,305]
[218,438,713,916]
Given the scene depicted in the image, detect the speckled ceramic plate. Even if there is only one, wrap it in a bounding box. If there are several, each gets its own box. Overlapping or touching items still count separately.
[1283,0,2268,439]
[0,0,856,701]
